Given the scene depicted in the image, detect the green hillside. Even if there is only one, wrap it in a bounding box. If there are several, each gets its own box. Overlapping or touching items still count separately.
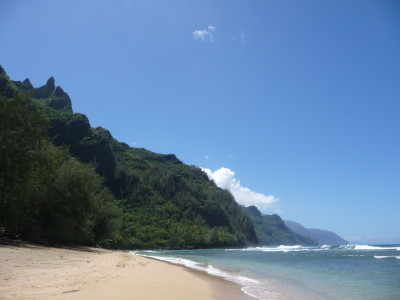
[0,65,257,249]
[242,206,318,246]
[2,65,319,249]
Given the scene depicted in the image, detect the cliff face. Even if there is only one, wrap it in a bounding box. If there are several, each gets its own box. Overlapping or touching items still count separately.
[1,66,258,249]
[2,65,350,249]
[284,220,349,245]
[2,65,349,249]
[12,76,73,112]
[243,206,318,246]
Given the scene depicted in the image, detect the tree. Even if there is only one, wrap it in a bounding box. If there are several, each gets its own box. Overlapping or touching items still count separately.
[0,92,48,234]
[0,92,120,244]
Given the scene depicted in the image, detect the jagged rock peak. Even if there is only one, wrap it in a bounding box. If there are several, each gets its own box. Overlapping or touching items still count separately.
[31,76,73,113]
[11,78,33,92]
[33,77,56,99]
[46,77,55,90]
[22,78,33,89]
[55,86,66,97]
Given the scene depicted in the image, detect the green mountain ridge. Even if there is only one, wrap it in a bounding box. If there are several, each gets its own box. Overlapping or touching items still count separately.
[1,65,322,249]
[242,206,318,246]
[13,76,73,112]
[1,66,258,249]
[284,220,349,245]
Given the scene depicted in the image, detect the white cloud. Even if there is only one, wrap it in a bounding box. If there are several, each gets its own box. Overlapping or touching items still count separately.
[201,167,279,212]
[193,30,209,41]
[202,167,213,178]
[231,31,246,43]
[192,25,216,42]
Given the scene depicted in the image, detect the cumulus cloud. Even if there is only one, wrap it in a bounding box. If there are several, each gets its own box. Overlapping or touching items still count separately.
[201,167,279,212]
[192,25,216,42]
[192,30,209,41]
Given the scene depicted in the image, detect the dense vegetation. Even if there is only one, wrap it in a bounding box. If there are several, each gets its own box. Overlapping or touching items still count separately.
[0,66,257,248]
[2,65,321,249]
[242,206,318,245]
[0,90,119,244]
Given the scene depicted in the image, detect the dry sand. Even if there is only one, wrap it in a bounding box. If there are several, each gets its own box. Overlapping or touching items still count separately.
[0,242,252,300]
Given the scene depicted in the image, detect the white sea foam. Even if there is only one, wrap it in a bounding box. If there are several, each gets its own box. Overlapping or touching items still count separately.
[374,255,400,259]
[355,245,387,250]
[132,252,261,288]
[261,245,320,253]
[130,252,287,299]
[277,245,303,249]
[131,245,400,300]
[229,244,400,253]
[237,247,264,251]
[270,245,302,252]
[337,244,400,251]
[226,245,333,253]
[241,285,281,300]
[354,245,400,251]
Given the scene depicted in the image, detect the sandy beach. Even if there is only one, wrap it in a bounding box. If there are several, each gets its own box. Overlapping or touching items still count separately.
[0,241,252,300]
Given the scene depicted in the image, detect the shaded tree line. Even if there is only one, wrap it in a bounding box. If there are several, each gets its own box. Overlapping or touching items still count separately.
[0,92,119,244]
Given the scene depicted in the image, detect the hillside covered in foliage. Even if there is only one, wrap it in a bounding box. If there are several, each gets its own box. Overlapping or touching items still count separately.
[242,206,318,246]
[1,66,323,249]
[0,66,258,249]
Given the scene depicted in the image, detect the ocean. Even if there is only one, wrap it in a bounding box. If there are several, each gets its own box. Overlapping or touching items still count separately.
[134,244,400,300]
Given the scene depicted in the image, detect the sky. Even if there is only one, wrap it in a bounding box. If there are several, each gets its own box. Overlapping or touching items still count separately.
[1,0,399,244]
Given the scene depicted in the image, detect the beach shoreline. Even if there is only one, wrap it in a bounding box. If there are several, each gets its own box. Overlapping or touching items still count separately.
[0,241,253,300]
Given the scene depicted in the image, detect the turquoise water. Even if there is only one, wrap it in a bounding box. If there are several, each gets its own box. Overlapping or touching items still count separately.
[134,244,400,300]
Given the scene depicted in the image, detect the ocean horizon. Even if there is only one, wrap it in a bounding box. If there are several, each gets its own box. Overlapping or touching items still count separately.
[135,244,400,300]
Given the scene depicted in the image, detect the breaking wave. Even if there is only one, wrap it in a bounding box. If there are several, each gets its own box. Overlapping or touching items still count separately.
[374,256,400,259]
[131,252,276,300]
[340,245,400,251]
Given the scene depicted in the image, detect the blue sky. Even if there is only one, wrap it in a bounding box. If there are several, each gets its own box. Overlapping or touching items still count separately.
[1,0,399,244]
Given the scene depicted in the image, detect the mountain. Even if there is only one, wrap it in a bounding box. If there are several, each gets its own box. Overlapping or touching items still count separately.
[3,65,341,250]
[0,65,258,249]
[242,206,318,246]
[13,76,73,112]
[284,220,349,245]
